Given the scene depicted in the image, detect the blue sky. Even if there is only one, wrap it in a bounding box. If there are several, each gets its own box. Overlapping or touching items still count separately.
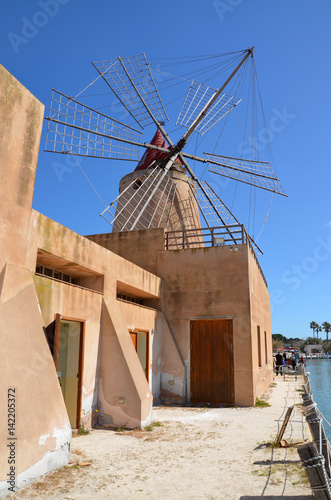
[1,0,330,339]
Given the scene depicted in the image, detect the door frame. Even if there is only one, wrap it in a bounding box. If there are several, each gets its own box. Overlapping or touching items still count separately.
[129,328,149,382]
[53,314,85,429]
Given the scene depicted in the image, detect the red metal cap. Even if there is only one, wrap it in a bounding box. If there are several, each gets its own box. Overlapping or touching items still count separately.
[135,130,181,171]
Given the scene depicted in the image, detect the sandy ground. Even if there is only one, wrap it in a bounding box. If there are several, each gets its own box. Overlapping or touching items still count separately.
[11,377,313,500]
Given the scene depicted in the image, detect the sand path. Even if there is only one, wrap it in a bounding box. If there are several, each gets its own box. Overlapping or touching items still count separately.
[11,377,313,499]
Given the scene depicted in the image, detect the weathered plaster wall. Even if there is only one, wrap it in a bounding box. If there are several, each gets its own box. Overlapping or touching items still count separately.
[0,65,71,497]
[159,314,186,403]
[0,65,165,496]
[86,228,165,276]
[248,251,274,400]
[117,300,161,394]
[87,228,273,406]
[29,211,162,301]
[100,297,152,428]
[116,300,187,402]
[0,65,42,268]
[0,266,71,494]
[30,211,162,430]
[157,244,256,406]
[34,274,103,424]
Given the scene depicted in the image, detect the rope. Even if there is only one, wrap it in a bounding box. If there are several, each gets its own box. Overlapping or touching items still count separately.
[301,454,331,494]
[69,154,107,207]
[154,52,245,91]
[52,128,107,208]
[255,194,274,242]
[306,418,323,424]
[302,454,325,465]
[301,402,318,415]
[50,68,110,120]
[319,409,331,429]
[251,56,276,172]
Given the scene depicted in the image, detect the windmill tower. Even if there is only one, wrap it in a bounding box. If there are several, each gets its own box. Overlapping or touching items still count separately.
[112,130,203,249]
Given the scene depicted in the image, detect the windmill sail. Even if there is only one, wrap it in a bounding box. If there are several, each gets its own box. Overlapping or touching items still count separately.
[176,80,241,135]
[205,153,287,196]
[92,53,168,128]
[45,90,142,161]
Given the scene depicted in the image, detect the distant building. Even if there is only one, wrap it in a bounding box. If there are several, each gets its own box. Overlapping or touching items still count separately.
[305,345,323,356]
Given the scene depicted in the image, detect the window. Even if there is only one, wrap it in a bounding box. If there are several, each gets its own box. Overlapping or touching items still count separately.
[133,179,142,190]
[257,326,262,367]
[35,249,104,293]
[264,331,268,364]
[35,265,80,287]
[117,292,143,305]
[44,267,53,277]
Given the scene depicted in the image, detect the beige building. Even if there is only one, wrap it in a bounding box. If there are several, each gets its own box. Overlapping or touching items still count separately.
[305,345,323,356]
[0,65,273,496]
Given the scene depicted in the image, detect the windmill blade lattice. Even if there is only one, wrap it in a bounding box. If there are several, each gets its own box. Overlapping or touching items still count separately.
[205,153,287,196]
[100,166,177,232]
[92,54,168,128]
[176,80,241,135]
[45,90,142,161]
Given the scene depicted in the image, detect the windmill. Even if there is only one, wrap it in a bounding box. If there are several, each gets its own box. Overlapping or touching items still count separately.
[44,48,286,252]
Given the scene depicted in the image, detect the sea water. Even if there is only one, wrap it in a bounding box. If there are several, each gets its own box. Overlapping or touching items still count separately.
[305,359,331,441]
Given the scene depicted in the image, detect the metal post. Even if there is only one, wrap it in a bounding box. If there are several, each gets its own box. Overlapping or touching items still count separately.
[176,47,254,148]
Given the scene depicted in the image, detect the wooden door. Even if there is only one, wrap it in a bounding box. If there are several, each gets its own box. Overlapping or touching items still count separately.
[45,315,85,429]
[190,319,234,404]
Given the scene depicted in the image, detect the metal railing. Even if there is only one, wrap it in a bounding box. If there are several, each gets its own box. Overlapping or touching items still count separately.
[164,224,267,287]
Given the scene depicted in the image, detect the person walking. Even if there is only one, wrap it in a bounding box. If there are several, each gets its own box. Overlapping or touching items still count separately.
[275,351,283,376]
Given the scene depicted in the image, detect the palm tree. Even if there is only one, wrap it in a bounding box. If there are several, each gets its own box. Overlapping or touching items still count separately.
[322,321,331,342]
[316,324,322,340]
[310,321,318,338]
